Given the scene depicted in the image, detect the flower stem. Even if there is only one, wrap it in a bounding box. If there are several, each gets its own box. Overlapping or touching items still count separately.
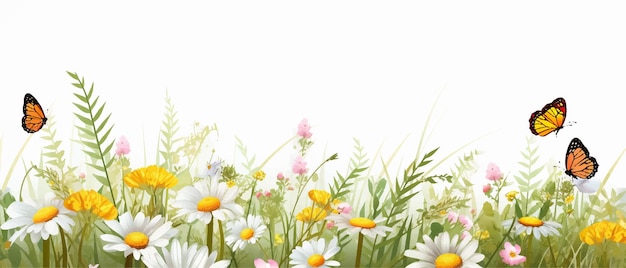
[207,220,214,252]
[524,234,533,268]
[60,229,68,268]
[43,238,50,268]
[355,232,364,268]
[125,255,133,268]
[484,216,516,267]
[218,220,225,260]
[547,236,557,267]
[77,222,91,267]
[246,180,257,217]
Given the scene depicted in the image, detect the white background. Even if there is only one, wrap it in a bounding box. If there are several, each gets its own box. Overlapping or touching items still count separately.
[1,2,626,198]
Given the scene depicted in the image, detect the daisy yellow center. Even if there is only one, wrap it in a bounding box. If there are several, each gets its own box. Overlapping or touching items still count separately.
[32,206,59,224]
[307,253,325,267]
[124,232,149,249]
[518,216,543,227]
[349,217,376,229]
[240,228,255,240]
[197,196,221,212]
[434,253,463,268]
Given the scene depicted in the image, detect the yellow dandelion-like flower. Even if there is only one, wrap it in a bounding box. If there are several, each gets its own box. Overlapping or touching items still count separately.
[308,189,331,205]
[439,210,447,217]
[296,207,327,222]
[64,190,118,220]
[565,195,575,205]
[275,234,284,245]
[506,191,519,202]
[475,230,490,240]
[124,165,178,190]
[253,170,266,181]
[580,220,626,245]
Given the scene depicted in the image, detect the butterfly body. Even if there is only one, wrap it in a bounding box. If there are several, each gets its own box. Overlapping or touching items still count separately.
[22,93,47,133]
[529,97,567,136]
[564,137,598,180]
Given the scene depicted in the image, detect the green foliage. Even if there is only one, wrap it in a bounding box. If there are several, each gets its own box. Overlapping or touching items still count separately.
[159,89,181,172]
[36,114,78,199]
[514,135,545,216]
[68,71,116,203]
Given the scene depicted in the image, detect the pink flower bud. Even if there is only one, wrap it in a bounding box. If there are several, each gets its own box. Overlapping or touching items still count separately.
[483,184,492,194]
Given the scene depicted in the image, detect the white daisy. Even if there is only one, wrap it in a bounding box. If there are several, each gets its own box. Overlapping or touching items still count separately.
[100,211,178,261]
[502,216,562,240]
[289,237,341,268]
[325,213,392,238]
[0,193,75,243]
[172,180,243,224]
[404,232,484,268]
[225,214,267,251]
[141,239,230,268]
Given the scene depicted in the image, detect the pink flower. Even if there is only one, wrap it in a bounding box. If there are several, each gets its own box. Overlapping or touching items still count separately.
[447,211,459,224]
[297,118,312,138]
[115,135,131,157]
[254,258,279,268]
[461,230,472,240]
[337,202,352,214]
[256,191,263,198]
[264,191,271,197]
[459,215,473,230]
[500,242,526,265]
[79,172,86,179]
[485,162,503,181]
[292,155,308,175]
[277,172,285,180]
[483,184,492,194]
[326,221,335,229]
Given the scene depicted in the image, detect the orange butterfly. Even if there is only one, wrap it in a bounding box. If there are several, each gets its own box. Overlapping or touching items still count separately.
[22,93,47,133]
[529,97,568,136]
[565,138,598,180]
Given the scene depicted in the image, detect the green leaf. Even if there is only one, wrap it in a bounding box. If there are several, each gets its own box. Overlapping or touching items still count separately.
[515,200,523,218]
[66,71,79,80]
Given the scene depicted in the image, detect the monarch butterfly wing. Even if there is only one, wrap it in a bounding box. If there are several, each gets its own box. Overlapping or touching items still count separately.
[529,98,567,136]
[565,138,599,179]
[22,93,47,133]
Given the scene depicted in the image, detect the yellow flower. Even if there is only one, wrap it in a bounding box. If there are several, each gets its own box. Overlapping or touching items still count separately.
[308,189,331,205]
[565,195,574,205]
[274,234,284,245]
[124,165,178,190]
[296,207,327,222]
[64,190,118,220]
[580,220,626,245]
[226,180,236,188]
[475,230,490,240]
[506,191,519,202]
[439,210,447,217]
[253,170,266,181]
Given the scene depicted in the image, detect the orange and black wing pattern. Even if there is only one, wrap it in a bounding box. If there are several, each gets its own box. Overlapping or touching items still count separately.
[564,138,598,180]
[22,93,47,133]
[529,97,566,136]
